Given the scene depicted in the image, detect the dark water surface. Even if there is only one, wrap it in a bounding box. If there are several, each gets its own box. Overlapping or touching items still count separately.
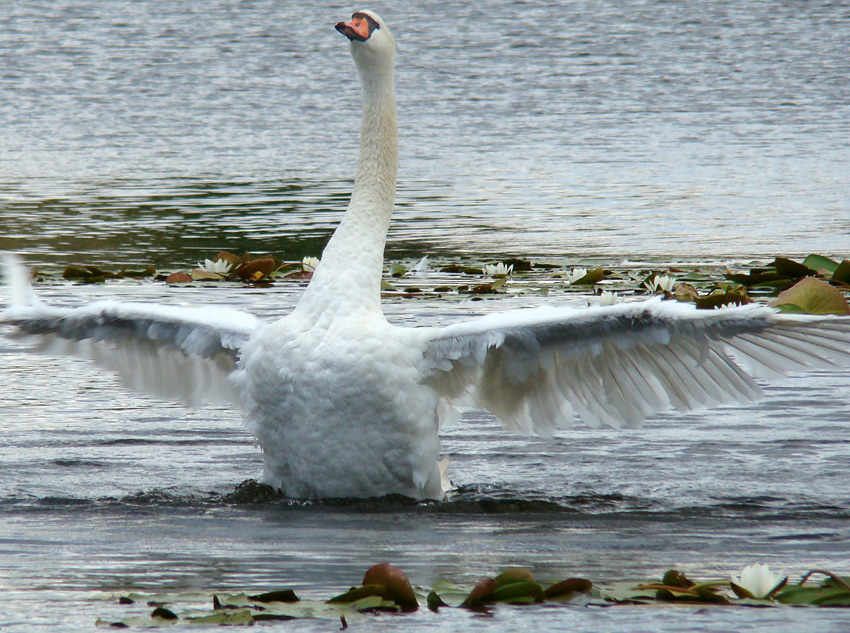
[2,0,850,630]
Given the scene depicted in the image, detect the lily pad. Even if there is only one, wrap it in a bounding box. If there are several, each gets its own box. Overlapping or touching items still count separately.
[772,257,814,278]
[190,268,226,281]
[361,563,418,611]
[570,266,605,285]
[802,253,840,275]
[832,259,850,284]
[236,258,275,282]
[770,277,850,315]
[543,578,593,601]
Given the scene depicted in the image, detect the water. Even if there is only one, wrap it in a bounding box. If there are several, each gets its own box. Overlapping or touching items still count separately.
[2,0,850,630]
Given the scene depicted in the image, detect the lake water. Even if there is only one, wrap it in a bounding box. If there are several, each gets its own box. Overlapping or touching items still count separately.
[2,0,850,630]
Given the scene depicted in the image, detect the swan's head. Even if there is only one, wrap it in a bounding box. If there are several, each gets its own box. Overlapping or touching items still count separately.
[335,10,395,74]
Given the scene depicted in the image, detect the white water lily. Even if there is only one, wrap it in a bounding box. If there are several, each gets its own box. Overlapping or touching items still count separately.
[730,563,786,599]
[564,267,588,284]
[302,256,321,273]
[599,290,618,306]
[483,262,513,277]
[644,274,674,294]
[197,259,233,275]
[413,255,430,274]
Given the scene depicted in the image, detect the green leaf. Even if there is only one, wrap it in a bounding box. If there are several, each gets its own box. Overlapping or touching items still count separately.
[187,609,254,625]
[776,586,850,606]
[485,580,545,604]
[495,568,535,586]
[802,254,840,275]
[390,263,407,277]
[831,259,850,283]
[571,266,605,285]
[327,584,388,604]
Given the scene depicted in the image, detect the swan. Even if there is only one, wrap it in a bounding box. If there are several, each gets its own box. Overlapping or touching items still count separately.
[2,10,850,500]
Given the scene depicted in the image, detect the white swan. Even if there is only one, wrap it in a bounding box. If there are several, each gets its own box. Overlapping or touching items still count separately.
[3,10,850,500]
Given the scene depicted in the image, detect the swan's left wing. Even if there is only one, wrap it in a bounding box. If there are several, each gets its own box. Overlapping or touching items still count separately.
[420,298,850,434]
[2,256,260,407]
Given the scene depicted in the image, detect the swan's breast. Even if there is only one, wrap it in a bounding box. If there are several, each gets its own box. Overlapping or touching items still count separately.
[235,316,441,498]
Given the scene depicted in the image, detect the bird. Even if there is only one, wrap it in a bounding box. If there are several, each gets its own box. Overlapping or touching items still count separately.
[2,10,850,501]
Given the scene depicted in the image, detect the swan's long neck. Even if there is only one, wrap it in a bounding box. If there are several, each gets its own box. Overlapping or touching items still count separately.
[295,59,397,320]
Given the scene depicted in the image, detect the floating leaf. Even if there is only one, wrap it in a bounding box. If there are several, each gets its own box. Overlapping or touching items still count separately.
[470,283,499,294]
[672,282,699,303]
[694,290,751,309]
[214,252,243,269]
[460,577,499,608]
[236,258,275,282]
[122,266,157,278]
[440,264,484,275]
[362,563,418,611]
[248,589,299,603]
[150,606,178,620]
[390,263,407,277]
[327,584,388,604]
[802,254,840,275]
[571,266,605,285]
[501,258,532,272]
[426,591,448,611]
[190,268,225,281]
[486,580,545,604]
[776,586,850,606]
[772,257,814,278]
[832,259,850,284]
[494,568,535,586]
[770,277,850,315]
[662,570,694,589]
[544,578,593,600]
[187,610,254,625]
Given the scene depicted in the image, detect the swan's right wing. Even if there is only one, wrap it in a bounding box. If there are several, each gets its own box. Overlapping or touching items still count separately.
[2,256,260,407]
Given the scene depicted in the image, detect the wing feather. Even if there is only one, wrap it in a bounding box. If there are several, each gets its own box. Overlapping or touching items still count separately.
[2,256,260,406]
[421,298,850,434]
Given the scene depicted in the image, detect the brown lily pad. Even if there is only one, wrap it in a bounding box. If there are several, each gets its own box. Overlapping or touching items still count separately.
[165,272,193,285]
[236,258,275,282]
[362,563,418,611]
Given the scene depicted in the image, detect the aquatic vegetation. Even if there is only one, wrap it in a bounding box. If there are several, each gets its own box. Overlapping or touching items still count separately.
[301,256,320,273]
[483,262,513,277]
[196,258,233,276]
[38,252,849,315]
[730,563,787,599]
[644,273,675,294]
[97,563,850,627]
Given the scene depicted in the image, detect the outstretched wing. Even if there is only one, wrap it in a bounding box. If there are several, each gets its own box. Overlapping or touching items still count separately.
[2,256,260,406]
[421,298,850,434]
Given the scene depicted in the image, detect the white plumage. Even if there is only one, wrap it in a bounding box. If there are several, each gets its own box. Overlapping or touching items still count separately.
[3,11,850,500]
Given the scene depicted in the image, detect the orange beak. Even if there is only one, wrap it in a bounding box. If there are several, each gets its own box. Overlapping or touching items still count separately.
[335,14,374,42]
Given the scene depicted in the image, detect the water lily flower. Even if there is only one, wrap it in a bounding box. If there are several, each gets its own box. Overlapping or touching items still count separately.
[484,262,513,277]
[730,563,787,599]
[599,290,618,306]
[413,255,430,274]
[564,267,588,284]
[196,259,233,275]
[644,274,674,294]
[302,256,321,273]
